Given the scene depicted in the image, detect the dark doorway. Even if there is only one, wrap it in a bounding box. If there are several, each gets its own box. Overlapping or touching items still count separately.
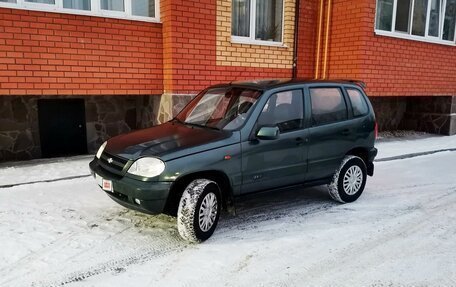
[38,99,88,158]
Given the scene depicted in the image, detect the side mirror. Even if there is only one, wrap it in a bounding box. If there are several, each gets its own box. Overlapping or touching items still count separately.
[256,126,280,140]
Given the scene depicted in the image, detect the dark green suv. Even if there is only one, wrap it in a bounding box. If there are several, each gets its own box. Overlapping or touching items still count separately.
[89,79,377,242]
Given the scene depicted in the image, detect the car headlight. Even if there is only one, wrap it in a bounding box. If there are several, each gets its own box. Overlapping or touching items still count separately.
[96,141,107,159]
[127,157,165,178]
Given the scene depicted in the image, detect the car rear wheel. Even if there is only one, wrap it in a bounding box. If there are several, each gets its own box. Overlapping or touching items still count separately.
[177,179,221,243]
[328,155,367,203]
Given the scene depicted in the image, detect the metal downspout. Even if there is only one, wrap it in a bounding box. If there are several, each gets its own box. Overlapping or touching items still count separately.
[322,0,332,79]
[314,0,325,79]
[292,0,301,78]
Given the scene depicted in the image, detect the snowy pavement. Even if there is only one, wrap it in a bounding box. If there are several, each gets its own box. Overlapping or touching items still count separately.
[1,135,456,286]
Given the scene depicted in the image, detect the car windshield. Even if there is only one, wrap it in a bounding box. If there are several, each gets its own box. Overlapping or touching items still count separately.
[175,87,262,130]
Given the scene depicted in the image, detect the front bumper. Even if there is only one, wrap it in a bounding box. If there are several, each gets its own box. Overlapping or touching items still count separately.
[89,159,172,215]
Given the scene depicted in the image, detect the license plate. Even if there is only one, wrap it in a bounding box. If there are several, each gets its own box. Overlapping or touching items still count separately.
[95,173,113,192]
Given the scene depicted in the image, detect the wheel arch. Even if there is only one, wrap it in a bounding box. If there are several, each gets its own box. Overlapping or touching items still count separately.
[163,170,234,216]
[345,147,374,176]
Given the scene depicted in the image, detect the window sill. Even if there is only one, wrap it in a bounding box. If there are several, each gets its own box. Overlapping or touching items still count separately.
[231,36,287,48]
[0,3,160,24]
[374,30,455,46]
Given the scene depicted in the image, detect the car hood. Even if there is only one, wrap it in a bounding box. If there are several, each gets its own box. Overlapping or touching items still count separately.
[104,122,239,161]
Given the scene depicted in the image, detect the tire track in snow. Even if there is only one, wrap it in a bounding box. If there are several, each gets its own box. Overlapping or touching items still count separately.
[290,186,456,286]
[42,237,186,287]
[0,209,133,285]
[0,209,188,287]
[36,213,187,287]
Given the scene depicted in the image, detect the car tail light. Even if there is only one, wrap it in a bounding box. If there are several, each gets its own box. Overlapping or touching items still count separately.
[374,122,378,140]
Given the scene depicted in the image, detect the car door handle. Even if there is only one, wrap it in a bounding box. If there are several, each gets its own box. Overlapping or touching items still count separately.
[295,137,304,145]
[341,129,350,136]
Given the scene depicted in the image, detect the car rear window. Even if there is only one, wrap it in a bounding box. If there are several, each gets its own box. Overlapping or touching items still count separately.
[347,88,369,117]
[310,88,347,126]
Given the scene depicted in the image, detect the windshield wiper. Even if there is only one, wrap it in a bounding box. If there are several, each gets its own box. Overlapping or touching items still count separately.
[171,118,185,124]
[183,121,220,131]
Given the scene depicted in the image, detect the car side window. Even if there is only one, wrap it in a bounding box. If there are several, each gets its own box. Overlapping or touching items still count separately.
[257,89,304,133]
[310,87,347,126]
[347,88,369,117]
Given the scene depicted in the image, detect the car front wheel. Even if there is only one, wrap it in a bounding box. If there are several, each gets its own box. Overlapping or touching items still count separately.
[328,155,367,203]
[177,179,221,243]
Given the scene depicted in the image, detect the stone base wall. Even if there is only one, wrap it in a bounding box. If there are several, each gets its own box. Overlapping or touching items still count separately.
[402,96,456,135]
[0,95,160,162]
[0,97,41,161]
[370,96,456,135]
[370,97,408,131]
[156,94,195,124]
[2,94,454,162]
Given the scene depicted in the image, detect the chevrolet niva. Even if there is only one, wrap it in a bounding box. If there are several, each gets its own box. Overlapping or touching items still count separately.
[90,79,378,242]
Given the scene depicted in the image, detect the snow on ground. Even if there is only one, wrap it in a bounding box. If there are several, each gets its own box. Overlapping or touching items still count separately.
[375,133,456,159]
[0,136,456,286]
[0,155,92,186]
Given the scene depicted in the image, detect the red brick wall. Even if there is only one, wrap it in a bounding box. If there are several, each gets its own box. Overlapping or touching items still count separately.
[0,8,163,96]
[325,0,456,96]
[160,0,291,95]
[296,0,318,79]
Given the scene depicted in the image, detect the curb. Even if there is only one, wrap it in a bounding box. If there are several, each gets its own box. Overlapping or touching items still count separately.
[1,148,455,189]
[375,148,456,162]
[0,174,91,189]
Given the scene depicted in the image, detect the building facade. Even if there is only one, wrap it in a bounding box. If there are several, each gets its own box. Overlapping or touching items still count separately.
[0,0,455,161]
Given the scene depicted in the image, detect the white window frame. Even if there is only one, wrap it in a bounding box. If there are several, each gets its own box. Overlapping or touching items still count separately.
[0,0,160,23]
[374,0,456,46]
[231,0,286,47]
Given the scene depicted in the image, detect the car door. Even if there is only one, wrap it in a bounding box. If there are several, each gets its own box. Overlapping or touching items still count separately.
[305,85,353,181]
[241,88,308,194]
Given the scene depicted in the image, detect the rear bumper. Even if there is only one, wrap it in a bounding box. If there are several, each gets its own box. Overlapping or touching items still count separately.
[89,159,172,215]
[367,147,378,176]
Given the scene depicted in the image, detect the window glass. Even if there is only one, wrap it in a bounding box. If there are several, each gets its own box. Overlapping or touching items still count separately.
[258,90,303,133]
[101,0,124,11]
[255,0,283,42]
[376,0,394,31]
[412,0,429,36]
[310,88,347,126]
[347,89,369,117]
[232,0,250,37]
[395,0,412,32]
[25,0,55,4]
[132,0,154,17]
[231,0,283,43]
[375,0,456,43]
[63,0,90,10]
[428,0,441,36]
[443,0,456,41]
[177,87,262,131]
[0,0,157,20]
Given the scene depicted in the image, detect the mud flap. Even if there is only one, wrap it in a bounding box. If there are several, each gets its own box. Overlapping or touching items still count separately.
[367,162,374,176]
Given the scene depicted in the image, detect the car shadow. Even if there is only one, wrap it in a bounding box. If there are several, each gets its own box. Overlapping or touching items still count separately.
[215,185,338,236]
[107,184,339,242]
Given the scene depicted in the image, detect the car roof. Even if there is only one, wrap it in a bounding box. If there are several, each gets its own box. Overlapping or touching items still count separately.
[210,78,366,90]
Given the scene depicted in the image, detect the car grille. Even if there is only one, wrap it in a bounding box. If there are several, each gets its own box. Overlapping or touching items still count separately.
[99,152,130,176]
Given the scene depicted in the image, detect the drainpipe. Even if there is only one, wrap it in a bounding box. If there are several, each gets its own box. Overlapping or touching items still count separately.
[314,0,325,79]
[292,0,301,78]
[322,0,332,79]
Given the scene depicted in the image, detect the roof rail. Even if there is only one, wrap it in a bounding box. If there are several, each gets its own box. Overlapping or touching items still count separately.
[343,80,367,89]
